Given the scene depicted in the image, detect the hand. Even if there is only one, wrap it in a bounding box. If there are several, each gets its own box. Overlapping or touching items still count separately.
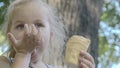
[78,51,95,68]
[7,24,42,54]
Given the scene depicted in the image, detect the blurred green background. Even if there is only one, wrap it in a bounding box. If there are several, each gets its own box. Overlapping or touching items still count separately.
[0,0,120,68]
[98,0,120,68]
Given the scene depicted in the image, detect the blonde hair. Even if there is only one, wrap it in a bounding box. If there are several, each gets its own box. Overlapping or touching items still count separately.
[3,0,66,66]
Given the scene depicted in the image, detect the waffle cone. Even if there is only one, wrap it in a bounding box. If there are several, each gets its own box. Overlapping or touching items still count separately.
[65,35,90,66]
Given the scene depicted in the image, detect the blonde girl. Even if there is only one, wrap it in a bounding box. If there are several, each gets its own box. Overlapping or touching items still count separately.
[0,0,95,68]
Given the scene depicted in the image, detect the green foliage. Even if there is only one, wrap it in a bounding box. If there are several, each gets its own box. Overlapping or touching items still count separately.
[0,0,10,25]
[101,0,120,27]
[99,0,120,68]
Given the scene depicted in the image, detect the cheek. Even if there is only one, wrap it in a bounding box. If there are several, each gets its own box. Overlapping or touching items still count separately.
[10,30,24,40]
[40,28,50,42]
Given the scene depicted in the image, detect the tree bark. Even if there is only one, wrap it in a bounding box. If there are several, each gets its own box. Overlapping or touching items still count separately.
[42,0,103,67]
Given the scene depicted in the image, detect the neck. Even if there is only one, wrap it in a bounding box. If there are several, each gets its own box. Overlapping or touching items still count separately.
[30,48,43,63]
[29,47,47,68]
[30,60,47,68]
[30,53,46,68]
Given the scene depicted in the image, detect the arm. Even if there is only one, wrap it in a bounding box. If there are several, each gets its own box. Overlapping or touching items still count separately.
[0,56,11,68]
[11,53,31,68]
[0,54,31,68]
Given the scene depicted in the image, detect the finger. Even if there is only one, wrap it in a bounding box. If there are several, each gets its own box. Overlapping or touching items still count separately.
[81,57,93,68]
[81,62,89,68]
[78,63,82,68]
[7,33,17,45]
[24,24,30,36]
[80,51,94,64]
[78,58,82,68]
[28,24,32,34]
[24,24,31,42]
[37,28,41,37]
[78,64,82,68]
[31,24,38,35]
[37,29,43,44]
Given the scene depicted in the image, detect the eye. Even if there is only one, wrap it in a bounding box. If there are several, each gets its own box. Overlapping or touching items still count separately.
[16,24,24,30]
[34,23,44,28]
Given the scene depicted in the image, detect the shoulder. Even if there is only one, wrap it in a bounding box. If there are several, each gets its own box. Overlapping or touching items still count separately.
[0,56,11,68]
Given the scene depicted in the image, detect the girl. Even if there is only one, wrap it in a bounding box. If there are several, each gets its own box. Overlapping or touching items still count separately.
[0,0,95,68]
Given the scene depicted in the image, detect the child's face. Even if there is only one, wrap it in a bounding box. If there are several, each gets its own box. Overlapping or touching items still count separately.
[9,3,51,50]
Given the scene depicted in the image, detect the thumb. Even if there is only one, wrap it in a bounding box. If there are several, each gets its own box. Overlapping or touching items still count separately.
[7,33,17,45]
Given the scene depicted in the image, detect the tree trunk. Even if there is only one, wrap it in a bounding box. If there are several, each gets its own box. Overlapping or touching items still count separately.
[42,0,103,67]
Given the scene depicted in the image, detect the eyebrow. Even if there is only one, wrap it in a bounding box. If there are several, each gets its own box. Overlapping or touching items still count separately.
[13,19,45,25]
[14,20,25,25]
[34,19,43,23]
[34,19,46,25]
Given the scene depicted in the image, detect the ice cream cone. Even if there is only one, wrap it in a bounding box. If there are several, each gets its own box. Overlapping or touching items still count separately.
[65,35,90,67]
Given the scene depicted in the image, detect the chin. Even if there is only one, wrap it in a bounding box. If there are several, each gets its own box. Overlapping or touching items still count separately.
[31,50,43,62]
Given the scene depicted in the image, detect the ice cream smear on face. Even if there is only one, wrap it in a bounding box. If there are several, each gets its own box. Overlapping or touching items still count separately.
[65,35,91,67]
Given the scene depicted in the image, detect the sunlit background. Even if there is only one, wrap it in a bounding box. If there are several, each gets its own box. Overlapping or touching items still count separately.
[0,0,120,68]
[98,0,120,68]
